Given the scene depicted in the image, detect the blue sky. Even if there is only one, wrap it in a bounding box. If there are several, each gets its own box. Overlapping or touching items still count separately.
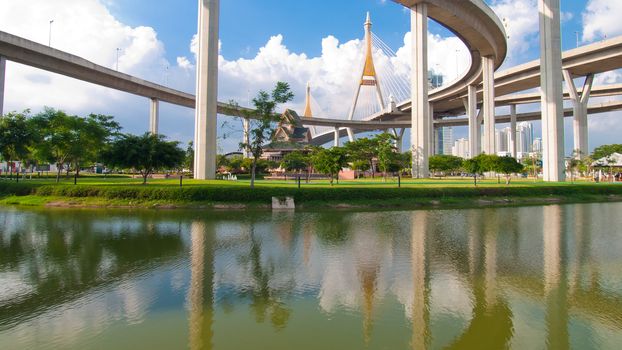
[1,0,621,154]
[104,0,591,64]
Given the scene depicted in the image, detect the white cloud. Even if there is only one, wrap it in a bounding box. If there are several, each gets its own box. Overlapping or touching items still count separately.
[2,0,620,153]
[583,0,622,42]
[0,0,174,136]
[176,56,193,70]
[488,0,539,66]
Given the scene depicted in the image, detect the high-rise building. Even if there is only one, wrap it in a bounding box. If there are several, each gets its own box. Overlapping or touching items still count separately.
[434,127,453,155]
[452,138,470,159]
[429,73,444,89]
[516,122,534,158]
[495,128,509,154]
[533,138,542,153]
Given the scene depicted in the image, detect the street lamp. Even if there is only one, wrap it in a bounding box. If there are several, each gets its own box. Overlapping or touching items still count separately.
[575,31,579,48]
[116,48,122,71]
[48,20,54,47]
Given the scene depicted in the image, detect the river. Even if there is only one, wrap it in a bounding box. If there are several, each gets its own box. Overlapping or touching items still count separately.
[0,203,621,349]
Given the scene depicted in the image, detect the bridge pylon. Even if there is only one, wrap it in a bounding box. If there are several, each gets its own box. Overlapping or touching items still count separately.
[346,12,386,142]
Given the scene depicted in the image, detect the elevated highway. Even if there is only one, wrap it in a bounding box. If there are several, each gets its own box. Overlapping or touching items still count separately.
[0,31,253,119]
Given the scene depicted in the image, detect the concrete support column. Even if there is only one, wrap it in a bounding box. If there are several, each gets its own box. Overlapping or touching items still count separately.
[0,56,6,116]
[510,105,517,158]
[539,0,565,182]
[482,56,496,155]
[334,127,340,147]
[428,103,435,157]
[563,71,593,159]
[431,125,438,156]
[464,85,480,158]
[149,98,159,135]
[410,3,429,178]
[194,0,220,180]
[391,128,405,153]
[242,117,250,158]
[347,128,355,142]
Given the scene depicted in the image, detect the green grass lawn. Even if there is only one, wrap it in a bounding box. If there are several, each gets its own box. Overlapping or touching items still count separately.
[4,174,613,188]
[1,174,620,209]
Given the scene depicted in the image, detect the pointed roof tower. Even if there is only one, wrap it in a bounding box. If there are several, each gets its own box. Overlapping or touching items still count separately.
[303,82,313,117]
[362,12,378,80]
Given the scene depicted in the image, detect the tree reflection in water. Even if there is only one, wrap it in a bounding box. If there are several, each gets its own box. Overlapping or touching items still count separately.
[1,204,622,349]
[0,210,184,329]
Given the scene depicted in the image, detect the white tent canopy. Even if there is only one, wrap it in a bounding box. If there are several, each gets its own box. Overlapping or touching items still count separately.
[592,152,622,167]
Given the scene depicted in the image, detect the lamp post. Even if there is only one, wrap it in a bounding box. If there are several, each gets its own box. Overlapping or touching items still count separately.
[116,48,121,71]
[575,31,579,48]
[48,20,54,47]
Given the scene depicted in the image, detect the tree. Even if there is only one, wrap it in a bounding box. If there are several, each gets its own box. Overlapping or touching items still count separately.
[463,156,486,186]
[104,133,185,184]
[350,160,370,178]
[281,151,310,179]
[312,147,348,186]
[0,111,36,179]
[228,155,245,173]
[184,141,195,171]
[30,108,120,182]
[566,150,584,183]
[217,154,230,171]
[429,155,464,177]
[494,156,524,185]
[592,144,622,160]
[344,137,379,178]
[479,154,500,175]
[29,109,73,182]
[68,114,121,178]
[241,157,273,175]
[240,82,294,188]
[375,133,400,181]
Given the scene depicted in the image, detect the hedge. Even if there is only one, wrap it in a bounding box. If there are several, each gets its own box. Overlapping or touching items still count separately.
[1,181,621,204]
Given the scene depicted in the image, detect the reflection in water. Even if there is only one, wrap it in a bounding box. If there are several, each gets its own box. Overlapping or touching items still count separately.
[411,211,428,350]
[544,205,569,350]
[0,203,622,349]
[189,221,214,350]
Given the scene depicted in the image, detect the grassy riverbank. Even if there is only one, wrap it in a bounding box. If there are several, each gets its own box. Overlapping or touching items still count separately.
[0,177,621,209]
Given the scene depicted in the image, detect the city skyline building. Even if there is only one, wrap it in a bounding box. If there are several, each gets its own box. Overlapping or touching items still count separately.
[451,138,470,159]
[517,122,534,158]
[434,126,453,155]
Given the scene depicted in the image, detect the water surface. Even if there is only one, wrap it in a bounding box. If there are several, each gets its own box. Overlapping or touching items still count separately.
[1,203,621,349]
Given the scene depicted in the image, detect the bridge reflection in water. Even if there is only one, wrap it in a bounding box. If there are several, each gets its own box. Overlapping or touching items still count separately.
[0,203,621,349]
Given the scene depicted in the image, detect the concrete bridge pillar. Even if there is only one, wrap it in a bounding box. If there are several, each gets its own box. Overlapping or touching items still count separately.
[482,56,496,155]
[0,56,6,116]
[334,127,340,147]
[194,0,220,180]
[347,128,355,142]
[464,85,481,159]
[391,128,406,153]
[429,103,435,157]
[509,104,517,158]
[539,0,565,182]
[562,71,594,159]
[149,98,159,135]
[410,3,430,178]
